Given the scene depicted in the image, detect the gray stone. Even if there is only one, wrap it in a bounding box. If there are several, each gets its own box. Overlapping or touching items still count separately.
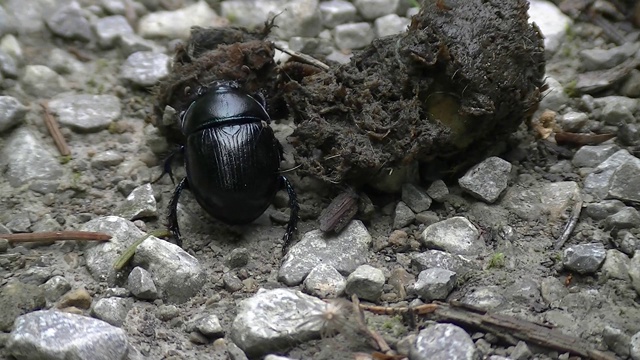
[603,326,631,358]
[619,123,640,146]
[334,22,375,50]
[602,249,630,280]
[528,0,572,55]
[41,276,71,306]
[138,1,228,39]
[132,237,205,303]
[127,266,158,300]
[0,238,9,253]
[558,111,589,132]
[2,128,63,187]
[608,161,640,203]
[226,247,250,269]
[93,15,134,48]
[0,49,19,78]
[410,250,476,277]
[511,341,533,360]
[501,181,580,221]
[401,183,432,213]
[278,220,371,285]
[6,212,31,233]
[29,180,60,195]
[21,65,68,97]
[230,288,327,357]
[19,265,57,285]
[223,272,243,292]
[412,268,456,302]
[81,216,149,283]
[540,276,568,304]
[120,51,170,87]
[393,201,415,229]
[6,310,128,360]
[411,323,477,360]
[601,101,635,125]
[91,150,125,169]
[272,0,323,40]
[629,253,640,297]
[115,183,157,221]
[426,180,449,202]
[580,43,640,71]
[506,278,541,305]
[118,33,160,57]
[354,0,399,20]
[537,77,569,112]
[585,200,626,221]
[459,157,511,203]
[289,37,334,56]
[374,14,410,38]
[344,264,385,302]
[584,150,640,199]
[563,243,606,274]
[1,34,23,62]
[572,144,619,168]
[220,0,285,29]
[48,48,85,75]
[0,281,46,332]
[420,217,484,256]
[460,286,505,309]
[621,68,640,98]
[49,94,121,133]
[45,2,93,42]
[303,263,346,298]
[0,96,27,133]
[91,297,132,327]
[0,5,16,36]
[605,207,640,230]
[192,314,224,338]
[592,96,640,113]
[319,0,357,28]
[632,330,640,360]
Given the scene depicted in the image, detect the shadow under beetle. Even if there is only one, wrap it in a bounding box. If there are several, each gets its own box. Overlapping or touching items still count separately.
[157,81,299,251]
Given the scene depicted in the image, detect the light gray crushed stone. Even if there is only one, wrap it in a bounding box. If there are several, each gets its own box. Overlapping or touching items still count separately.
[420,216,484,256]
[115,183,158,221]
[458,156,512,203]
[6,310,128,360]
[563,243,607,274]
[2,128,64,187]
[344,264,385,302]
[48,94,121,132]
[278,220,372,285]
[127,266,158,300]
[410,323,478,360]
[411,267,456,302]
[303,263,346,298]
[120,51,170,87]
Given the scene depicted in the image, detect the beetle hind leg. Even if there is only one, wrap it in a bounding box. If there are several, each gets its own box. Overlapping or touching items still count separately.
[168,177,190,247]
[280,176,299,254]
[152,146,184,184]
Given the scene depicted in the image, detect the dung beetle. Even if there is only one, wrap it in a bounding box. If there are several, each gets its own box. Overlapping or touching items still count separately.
[158,81,299,251]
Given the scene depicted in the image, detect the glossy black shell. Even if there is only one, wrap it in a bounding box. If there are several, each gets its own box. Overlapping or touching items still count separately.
[182,84,281,224]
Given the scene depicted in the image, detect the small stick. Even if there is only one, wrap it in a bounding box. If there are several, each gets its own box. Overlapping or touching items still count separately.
[273,44,330,71]
[40,101,71,157]
[2,231,111,243]
[351,295,392,354]
[555,197,583,250]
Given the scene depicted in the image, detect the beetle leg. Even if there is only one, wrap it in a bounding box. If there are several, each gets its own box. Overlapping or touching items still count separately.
[280,175,299,254]
[152,146,185,185]
[168,177,190,247]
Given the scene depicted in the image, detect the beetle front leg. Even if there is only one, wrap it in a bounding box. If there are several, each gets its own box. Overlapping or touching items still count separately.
[168,177,190,247]
[152,146,185,184]
[280,175,299,254]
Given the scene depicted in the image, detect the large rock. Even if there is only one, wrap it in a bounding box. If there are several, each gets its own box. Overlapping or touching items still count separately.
[6,310,128,360]
[132,237,205,303]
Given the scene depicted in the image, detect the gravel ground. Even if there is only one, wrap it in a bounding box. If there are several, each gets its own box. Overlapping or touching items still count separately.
[1,0,640,359]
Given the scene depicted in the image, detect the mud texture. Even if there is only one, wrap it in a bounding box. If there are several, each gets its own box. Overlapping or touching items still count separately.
[155,0,546,187]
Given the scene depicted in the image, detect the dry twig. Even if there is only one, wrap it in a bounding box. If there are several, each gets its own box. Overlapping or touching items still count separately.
[273,44,330,71]
[40,101,71,157]
[2,231,111,244]
[555,196,583,250]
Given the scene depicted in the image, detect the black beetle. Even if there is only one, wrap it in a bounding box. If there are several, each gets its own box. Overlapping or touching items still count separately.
[157,81,299,251]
